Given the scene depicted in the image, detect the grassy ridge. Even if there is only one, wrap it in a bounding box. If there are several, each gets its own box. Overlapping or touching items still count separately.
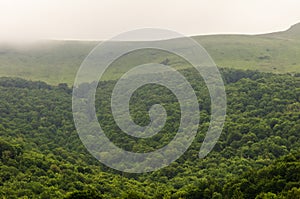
[195,34,300,73]
[0,23,300,85]
[0,41,96,85]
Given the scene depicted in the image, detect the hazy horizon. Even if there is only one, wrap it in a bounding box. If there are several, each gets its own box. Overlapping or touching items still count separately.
[1,0,300,42]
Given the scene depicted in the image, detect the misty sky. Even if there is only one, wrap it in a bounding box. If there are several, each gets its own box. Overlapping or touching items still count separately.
[1,0,300,42]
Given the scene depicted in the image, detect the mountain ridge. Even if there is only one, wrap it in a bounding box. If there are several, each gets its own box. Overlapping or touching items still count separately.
[0,22,299,85]
[262,22,300,40]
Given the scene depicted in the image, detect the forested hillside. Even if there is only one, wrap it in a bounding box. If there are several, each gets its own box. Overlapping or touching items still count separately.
[0,68,299,198]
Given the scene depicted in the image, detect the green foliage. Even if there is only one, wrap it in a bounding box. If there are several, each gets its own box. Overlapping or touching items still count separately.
[0,69,299,198]
[65,190,102,199]
[224,152,300,199]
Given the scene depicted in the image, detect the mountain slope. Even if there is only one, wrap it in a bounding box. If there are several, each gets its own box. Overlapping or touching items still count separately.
[0,23,300,85]
[264,22,300,40]
[194,23,300,74]
[0,69,299,198]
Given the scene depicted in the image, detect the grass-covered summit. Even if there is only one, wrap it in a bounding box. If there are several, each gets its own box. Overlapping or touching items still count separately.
[1,23,300,85]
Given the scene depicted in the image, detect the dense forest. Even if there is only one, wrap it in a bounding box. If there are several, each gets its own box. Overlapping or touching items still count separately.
[0,68,299,198]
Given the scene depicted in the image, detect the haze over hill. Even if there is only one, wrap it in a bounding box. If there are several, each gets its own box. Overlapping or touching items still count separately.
[265,22,300,40]
[0,22,300,85]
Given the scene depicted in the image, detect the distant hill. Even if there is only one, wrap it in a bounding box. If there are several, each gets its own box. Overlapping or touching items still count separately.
[193,22,300,74]
[0,23,299,85]
[0,41,96,85]
[264,22,300,39]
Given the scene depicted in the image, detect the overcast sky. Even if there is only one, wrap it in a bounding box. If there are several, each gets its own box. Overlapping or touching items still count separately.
[1,0,300,42]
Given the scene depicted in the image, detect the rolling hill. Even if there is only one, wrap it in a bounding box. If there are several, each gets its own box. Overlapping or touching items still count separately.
[0,23,300,85]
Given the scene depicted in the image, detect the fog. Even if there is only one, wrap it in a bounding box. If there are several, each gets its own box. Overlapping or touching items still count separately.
[1,0,300,42]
